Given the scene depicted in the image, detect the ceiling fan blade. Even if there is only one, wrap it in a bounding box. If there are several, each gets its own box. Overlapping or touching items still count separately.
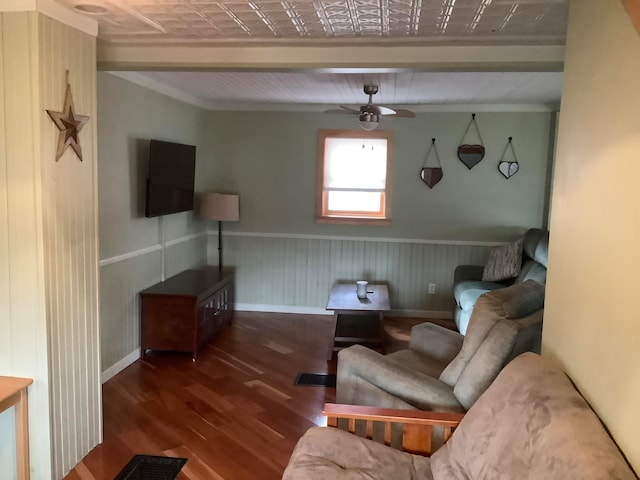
[324,106,359,115]
[374,106,416,117]
[390,109,416,118]
[374,105,397,115]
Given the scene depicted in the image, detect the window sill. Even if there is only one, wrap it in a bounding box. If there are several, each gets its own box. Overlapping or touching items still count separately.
[316,216,391,226]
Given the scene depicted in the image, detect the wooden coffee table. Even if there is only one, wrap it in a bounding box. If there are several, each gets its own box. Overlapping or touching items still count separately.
[326,283,390,360]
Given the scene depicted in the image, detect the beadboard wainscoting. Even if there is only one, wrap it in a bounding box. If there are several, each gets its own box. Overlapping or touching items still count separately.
[99,232,207,380]
[214,232,498,316]
[1,10,101,479]
[101,229,498,381]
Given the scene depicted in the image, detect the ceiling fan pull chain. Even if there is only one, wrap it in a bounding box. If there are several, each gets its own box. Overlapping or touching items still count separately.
[457,113,485,170]
[498,136,520,179]
[420,138,443,188]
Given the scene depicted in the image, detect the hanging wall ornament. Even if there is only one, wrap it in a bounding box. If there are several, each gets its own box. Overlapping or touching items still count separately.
[457,113,485,169]
[498,137,520,179]
[420,138,443,188]
[46,70,90,162]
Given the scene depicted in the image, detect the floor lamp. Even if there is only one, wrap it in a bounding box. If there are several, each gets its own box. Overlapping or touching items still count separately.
[200,192,240,272]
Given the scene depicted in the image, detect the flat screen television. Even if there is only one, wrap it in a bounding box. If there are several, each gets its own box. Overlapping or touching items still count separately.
[145,139,196,218]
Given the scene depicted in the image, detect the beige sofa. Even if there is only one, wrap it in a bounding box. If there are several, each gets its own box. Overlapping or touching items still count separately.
[283,353,637,480]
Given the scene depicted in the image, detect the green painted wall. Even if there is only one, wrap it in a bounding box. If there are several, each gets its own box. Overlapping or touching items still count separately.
[97,72,210,260]
[98,73,210,373]
[203,109,553,242]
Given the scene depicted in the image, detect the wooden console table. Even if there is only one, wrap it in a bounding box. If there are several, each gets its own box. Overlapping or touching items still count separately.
[141,267,234,360]
[0,376,33,480]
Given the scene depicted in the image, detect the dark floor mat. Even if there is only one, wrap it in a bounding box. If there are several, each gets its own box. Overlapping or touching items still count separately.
[294,372,337,387]
[114,455,188,480]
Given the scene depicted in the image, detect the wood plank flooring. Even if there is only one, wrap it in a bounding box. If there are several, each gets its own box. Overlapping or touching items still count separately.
[64,311,451,480]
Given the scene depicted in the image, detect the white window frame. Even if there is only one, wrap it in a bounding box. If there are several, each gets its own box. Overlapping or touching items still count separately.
[316,129,394,225]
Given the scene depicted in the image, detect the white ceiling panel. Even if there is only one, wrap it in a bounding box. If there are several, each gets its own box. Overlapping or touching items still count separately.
[121,70,563,109]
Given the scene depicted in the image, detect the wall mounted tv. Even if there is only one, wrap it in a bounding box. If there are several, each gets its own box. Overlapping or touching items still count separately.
[145,139,196,218]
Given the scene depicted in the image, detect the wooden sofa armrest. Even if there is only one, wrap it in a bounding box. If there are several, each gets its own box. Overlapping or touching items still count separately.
[322,403,464,456]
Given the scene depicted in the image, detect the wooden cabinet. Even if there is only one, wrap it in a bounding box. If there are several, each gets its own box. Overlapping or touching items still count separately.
[140,267,234,359]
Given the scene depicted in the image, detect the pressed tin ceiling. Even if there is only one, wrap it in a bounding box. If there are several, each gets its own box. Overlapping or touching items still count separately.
[57,0,569,46]
[53,0,568,108]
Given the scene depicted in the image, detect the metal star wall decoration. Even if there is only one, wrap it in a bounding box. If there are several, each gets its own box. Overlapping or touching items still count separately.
[46,72,89,161]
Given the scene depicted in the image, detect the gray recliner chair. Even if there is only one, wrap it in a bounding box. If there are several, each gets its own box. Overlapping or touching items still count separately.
[453,228,549,335]
[337,280,545,413]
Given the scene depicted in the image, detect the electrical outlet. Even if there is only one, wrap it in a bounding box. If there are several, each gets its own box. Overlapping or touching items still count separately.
[428,283,436,294]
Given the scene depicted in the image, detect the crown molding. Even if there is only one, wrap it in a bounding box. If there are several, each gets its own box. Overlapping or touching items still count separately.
[107,72,216,110]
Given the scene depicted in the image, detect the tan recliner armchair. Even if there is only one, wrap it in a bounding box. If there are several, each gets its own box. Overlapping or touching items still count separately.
[336,279,545,413]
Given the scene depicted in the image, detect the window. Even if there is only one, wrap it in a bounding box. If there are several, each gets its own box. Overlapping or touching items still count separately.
[317,129,394,224]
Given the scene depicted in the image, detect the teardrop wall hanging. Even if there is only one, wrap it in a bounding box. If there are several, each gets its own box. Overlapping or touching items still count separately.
[420,138,443,188]
[498,137,520,179]
[457,113,485,169]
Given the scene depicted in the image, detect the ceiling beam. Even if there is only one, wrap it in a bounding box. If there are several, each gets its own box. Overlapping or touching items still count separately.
[97,44,565,73]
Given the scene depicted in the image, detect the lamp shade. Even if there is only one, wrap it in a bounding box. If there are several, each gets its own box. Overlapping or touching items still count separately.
[200,192,240,222]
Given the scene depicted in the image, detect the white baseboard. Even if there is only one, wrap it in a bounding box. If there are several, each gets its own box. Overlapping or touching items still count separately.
[102,349,141,384]
[235,303,453,319]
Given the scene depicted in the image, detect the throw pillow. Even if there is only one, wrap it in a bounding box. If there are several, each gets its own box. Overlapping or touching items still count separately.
[482,238,524,282]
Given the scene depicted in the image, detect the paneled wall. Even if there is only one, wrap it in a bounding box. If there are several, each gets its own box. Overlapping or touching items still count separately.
[219,232,495,315]
[37,15,101,478]
[99,234,207,376]
[100,249,162,377]
[0,12,52,480]
[0,10,100,480]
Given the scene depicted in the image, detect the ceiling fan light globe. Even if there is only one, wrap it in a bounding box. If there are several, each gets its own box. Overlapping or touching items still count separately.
[359,113,379,130]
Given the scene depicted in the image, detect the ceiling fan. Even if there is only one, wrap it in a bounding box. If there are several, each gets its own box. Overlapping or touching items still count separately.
[325,85,416,130]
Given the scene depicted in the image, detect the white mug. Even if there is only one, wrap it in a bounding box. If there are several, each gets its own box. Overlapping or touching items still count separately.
[356,280,368,299]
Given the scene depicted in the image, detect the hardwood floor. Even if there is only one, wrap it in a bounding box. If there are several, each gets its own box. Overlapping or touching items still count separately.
[64,311,451,480]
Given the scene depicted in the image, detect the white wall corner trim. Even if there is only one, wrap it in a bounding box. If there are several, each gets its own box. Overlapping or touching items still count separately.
[102,349,141,384]
[0,0,99,36]
[222,230,505,247]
